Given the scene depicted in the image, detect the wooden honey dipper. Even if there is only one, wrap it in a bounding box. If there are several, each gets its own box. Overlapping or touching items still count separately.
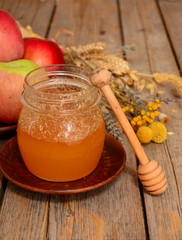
[91,68,168,195]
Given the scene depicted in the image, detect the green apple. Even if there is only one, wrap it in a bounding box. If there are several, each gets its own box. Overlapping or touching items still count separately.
[0,59,39,123]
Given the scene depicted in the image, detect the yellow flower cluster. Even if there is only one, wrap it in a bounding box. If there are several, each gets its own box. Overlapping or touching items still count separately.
[122,106,134,113]
[130,99,161,128]
[136,121,167,144]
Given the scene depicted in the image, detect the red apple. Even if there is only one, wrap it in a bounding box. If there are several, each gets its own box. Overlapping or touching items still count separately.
[0,10,24,62]
[22,37,64,67]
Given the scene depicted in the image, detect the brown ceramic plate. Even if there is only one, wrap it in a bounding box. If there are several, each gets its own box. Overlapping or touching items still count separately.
[0,122,17,135]
[0,133,126,194]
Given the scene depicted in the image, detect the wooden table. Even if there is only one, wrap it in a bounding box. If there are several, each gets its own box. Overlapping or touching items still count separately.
[0,0,182,239]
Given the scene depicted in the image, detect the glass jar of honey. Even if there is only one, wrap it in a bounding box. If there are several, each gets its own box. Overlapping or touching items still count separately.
[17,65,105,182]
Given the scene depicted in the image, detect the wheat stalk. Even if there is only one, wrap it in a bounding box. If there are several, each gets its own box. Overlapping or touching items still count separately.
[136,72,182,97]
[152,73,182,97]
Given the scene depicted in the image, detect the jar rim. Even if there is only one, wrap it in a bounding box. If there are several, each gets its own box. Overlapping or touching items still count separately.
[24,64,90,86]
[22,64,101,115]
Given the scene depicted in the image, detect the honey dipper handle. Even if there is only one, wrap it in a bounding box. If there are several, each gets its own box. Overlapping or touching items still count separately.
[101,85,149,165]
[90,68,149,165]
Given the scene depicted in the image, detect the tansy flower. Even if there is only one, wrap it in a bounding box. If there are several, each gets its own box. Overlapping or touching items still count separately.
[155,98,161,103]
[137,120,143,126]
[150,112,156,119]
[148,102,153,107]
[133,117,139,122]
[129,108,134,113]
[131,120,136,126]
[122,106,129,112]
[152,105,158,110]
[142,115,148,120]
[154,111,160,116]
[149,121,167,143]
[140,110,145,115]
[136,126,153,143]
[147,118,153,123]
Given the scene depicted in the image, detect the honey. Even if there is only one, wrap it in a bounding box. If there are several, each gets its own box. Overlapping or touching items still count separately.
[17,121,105,182]
[17,65,105,182]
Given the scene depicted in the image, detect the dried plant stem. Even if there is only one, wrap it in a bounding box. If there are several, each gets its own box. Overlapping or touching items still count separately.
[64,48,77,65]
[111,87,142,111]
[70,47,95,70]
[136,72,152,78]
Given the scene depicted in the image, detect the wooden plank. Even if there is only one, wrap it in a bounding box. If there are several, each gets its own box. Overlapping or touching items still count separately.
[120,0,182,239]
[119,0,150,73]
[47,0,147,239]
[0,133,16,207]
[137,0,178,73]
[0,0,55,38]
[158,0,182,69]
[48,0,122,45]
[0,183,49,240]
[0,2,54,239]
[0,172,4,208]
[0,0,181,239]
[0,0,21,12]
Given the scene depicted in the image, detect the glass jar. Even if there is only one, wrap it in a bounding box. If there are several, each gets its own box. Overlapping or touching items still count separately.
[17,65,105,182]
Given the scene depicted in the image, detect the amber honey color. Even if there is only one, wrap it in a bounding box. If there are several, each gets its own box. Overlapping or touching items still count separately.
[17,121,105,182]
[17,65,105,182]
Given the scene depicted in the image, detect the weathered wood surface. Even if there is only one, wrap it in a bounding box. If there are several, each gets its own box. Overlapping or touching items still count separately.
[0,0,182,239]
[158,0,182,70]
[48,0,146,239]
[120,1,182,239]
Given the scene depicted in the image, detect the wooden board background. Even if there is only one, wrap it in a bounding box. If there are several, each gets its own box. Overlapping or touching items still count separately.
[0,0,182,239]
